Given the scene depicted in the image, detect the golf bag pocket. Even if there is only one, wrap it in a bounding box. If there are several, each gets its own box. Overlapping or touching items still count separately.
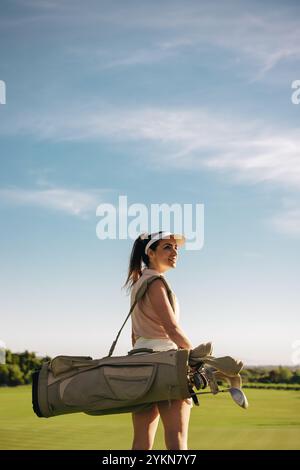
[102,364,156,400]
[51,355,94,377]
[60,363,156,407]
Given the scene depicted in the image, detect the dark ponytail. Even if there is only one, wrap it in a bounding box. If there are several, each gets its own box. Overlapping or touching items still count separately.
[122,231,162,294]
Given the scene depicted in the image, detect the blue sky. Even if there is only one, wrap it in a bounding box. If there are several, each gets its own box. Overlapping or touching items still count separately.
[0,0,299,365]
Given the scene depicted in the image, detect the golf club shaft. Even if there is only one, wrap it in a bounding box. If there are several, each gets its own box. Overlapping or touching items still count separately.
[191,389,231,396]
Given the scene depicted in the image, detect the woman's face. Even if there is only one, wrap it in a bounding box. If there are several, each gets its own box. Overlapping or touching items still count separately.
[148,237,179,273]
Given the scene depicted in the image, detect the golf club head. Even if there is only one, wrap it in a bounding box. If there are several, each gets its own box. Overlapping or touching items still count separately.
[203,366,219,395]
[193,371,208,390]
[228,387,249,409]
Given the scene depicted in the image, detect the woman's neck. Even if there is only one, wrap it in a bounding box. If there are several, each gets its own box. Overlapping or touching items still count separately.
[147,266,166,274]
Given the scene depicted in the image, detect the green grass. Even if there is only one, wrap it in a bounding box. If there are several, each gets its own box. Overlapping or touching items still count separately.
[0,386,300,450]
[243,383,300,390]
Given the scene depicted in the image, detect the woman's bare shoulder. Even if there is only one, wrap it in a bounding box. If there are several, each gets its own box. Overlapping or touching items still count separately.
[147,278,171,307]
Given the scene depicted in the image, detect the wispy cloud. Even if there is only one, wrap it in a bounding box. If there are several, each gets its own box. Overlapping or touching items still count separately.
[61,2,300,78]
[3,105,299,191]
[0,186,110,218]
[4,1,299,78]
[101,47,177,69]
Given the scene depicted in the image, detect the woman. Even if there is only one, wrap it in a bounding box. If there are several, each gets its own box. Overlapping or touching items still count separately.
[122,231,194,450]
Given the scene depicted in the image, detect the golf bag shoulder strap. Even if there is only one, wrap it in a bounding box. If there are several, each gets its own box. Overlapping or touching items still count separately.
[108,274,175,357]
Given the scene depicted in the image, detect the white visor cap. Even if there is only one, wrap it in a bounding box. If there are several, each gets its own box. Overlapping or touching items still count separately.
[141,231,185,255]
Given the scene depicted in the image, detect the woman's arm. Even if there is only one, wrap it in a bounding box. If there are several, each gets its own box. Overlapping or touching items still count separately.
[147,279,193,350]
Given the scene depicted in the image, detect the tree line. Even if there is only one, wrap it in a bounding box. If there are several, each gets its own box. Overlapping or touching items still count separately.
[0,350,299,387]
[0,350,51,386]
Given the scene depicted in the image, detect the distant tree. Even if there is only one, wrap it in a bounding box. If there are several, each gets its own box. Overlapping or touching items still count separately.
[0,364,9,385]
[291,370,300,384]
[0,350,51,386]
[277,366,293,383]
[268,367,293,383]
[0,364,24,386]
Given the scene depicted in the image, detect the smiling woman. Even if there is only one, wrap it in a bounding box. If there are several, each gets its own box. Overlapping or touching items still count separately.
[122,231,194,451]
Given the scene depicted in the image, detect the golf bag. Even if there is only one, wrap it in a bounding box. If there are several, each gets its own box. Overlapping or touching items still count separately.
[32,348,192,417]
